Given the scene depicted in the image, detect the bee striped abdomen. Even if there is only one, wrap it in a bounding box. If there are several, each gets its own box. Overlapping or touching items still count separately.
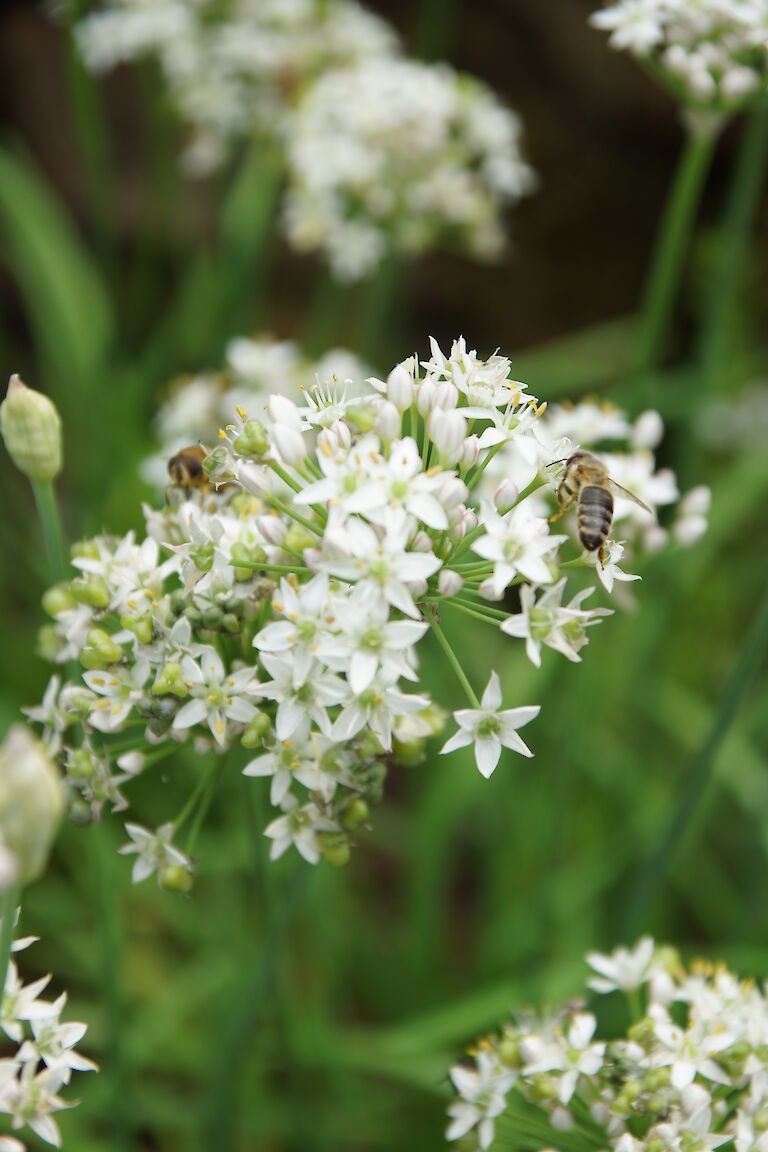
[578,485,613,552]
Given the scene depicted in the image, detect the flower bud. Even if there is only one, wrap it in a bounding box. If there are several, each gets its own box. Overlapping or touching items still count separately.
[374,400,400,442]
[438,476,469,510]
[255,514,286,547]
[120,612,154,645]
[494,477,519,514]
[411,530,433,553]
[433,381,459,411]
[438,569,463,597]
[0,376,62,481]
[386,364,413,411]
[679,485,711,517]
[416,378,435,416]
[459,435,479,470]
[284,525,316,555]
[230,542,266,581]
[80,629,123,670]
[428,409,466,464]
[340,798,369,831]
[271,426,306,468]
[70,575,110,609]
[345,404,375,432]
[631,409,664,450]
[0,725,64,887]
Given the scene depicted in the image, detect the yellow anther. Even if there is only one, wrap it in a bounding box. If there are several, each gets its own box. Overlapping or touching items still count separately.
[126,599,137,610]
[92,677,105,686]
[108,678,120,686]
[216,719,224,734]
[218,427,228,440]
[236,404,248,421]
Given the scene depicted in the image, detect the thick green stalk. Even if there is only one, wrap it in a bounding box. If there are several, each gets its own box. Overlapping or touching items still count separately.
[697,103,768,393]
[623,579,768,936]
[634,126,718,376]
[0,887,20,1007]
[31,480,67,584]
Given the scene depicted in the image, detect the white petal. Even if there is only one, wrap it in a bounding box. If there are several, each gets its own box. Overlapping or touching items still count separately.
[475,735,502,778]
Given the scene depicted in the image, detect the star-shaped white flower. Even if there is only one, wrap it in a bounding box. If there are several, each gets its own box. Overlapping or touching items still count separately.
[440,671,540,777]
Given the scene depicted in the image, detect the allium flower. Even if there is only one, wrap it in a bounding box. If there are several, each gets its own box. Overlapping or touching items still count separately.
[441,672,540,778]
[283,57,535,279]
[26,336,698,872]
[447,941,768,1152]
[590,1,768,118]
[0,912,95,1147]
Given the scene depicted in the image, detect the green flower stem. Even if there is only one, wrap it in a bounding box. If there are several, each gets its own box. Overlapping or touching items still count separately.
[628,987,643,1023]
[464,442,503,491]
[173,756,225,838]
[268,460,304,494]
[267,495,322,537]
[438,598,504,627]
[0,886,20,1006]
[623,578,768,936]
[232,561,309,575]
[359,253,403,366]
[184,758,226,856]
[452,596,509,620]
[426,614,480,708]
[444,521,486,565]
[634,125,718,376]
[31,480,67,584]
[697,101,768,392]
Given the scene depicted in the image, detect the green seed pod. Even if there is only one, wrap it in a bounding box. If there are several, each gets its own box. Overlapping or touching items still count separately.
[70,575,110,609]
[317,831,350,868]
[241,711,271,748]
[392,736,426,768]
[345,404,375,432]
[340,798,369,831]
[70,540,100,561]
[0,375,62,481]
[233,418,268,457]
[0,725,64,885]
[152,662,188,698]
[68,749,95,779]
[498,1035,521,1067]
[160,864,193,894]
[284,525,316,554]
[36,625,64,664]
[120,612,154,645]
[80,629,123,670]
[67,797,94,828]
[42,583,76,617]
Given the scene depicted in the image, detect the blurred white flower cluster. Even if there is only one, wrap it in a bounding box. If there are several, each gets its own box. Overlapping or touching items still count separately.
[142,335,372,488]
[69,0,534,276]
[283,58,536,280]
[26,339,703,875]
[74,0,398,175]
[591,0,768,118]
[0,913,96,1148]
[447,937,768,1152]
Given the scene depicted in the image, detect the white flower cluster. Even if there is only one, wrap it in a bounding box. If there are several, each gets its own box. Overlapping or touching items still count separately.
[69,0,534,276]
[142,335,372,488]
[591,0,768,116]
[26,338,702,876]
[74,0,397,175]
[283,58,535,280]
[0,912,96,1149]
[447,937,768,1152]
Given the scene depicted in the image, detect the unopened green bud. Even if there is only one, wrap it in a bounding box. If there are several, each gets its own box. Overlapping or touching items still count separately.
[67,797,93,827]
[358,732,385,758]
[120,612,154,645]
[159,864,193,894]
[646,1094,667,1114]
[80,629,122,670]
[233,419,268,458]
[717,1041,751,1077]
[70,575,110,609]
[646,1138,666,1152]
[202,607,221,629]
[36,625,64,664]
[340,798,369,831]
[0,725,64,886]
[230,542,266,581]
[392,736,426,768]
[284,525,316,554]
[221,613,240,634]
[528,1073,557,1102]
[241,711,271,748]
[42,583,76,617]
[0,375,62,481]
[70,540,99,561]
[498,1036,521,1067]
[754,1108,768,1132]
[317,831,350,868]
[152,662,187,698]
[68,749,95,778]
[643,1068,670,1092]
[346,404,375,432]
[628,1017,655,1046]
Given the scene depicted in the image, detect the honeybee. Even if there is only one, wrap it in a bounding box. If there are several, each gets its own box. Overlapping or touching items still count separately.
[552,450,652,565]
[167,444,211,490]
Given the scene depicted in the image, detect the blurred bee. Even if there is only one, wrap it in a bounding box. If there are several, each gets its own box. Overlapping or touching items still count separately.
[167,444,211,491]
[552,450,652,565]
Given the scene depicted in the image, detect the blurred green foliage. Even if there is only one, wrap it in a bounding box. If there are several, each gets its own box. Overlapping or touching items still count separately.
[1,3,768,1150]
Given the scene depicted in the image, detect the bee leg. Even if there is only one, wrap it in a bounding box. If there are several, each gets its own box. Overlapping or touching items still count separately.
[549,495,574,524]
[598,544,606,570]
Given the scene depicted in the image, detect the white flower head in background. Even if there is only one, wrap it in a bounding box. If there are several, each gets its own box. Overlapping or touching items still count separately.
[590,0,768,121]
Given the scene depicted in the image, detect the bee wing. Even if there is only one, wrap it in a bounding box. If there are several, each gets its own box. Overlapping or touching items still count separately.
[607,478,653,515]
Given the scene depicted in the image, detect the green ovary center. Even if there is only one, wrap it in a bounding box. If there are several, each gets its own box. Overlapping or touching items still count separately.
[360,628,382,652]
[476,715,500,739]
[391,479,409,500]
